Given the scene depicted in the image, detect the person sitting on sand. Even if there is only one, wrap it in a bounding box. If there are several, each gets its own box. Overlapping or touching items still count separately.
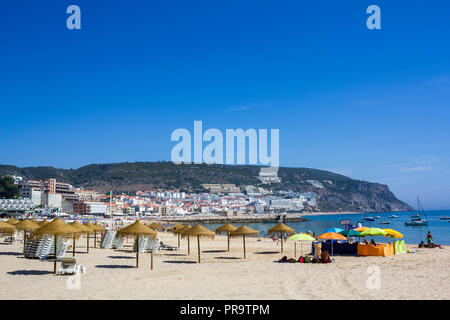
[426,231,433,245]
[279,256,288,262]
[320,250,331,263]
[419,241,425,248]
[363,239,368,245]
[370,239,377,246]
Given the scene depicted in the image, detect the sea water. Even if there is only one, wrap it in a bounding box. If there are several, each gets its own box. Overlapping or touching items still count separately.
[201,210,450,245]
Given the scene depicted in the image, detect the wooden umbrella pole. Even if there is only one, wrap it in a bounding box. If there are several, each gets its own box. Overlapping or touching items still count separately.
[227,233,230,252]
[188,236,190,255]
[243,235,246,259]
[136,236,139,268]
[73,236,76,257]
[87,234,89,253]
[280,232,284,253]
[54,235,57,274]
[94,231,96,248]
[197,235,200,263]
[178,234,180,248]
[151,251,153,270]
[294,242,296,257]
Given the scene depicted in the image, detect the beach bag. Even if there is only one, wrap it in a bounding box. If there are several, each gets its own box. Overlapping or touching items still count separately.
[298,256,304,263]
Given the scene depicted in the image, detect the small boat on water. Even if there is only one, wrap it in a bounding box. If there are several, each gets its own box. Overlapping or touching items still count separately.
[405,197,428,227]
[440,217,450,220]
[375,216,381,219]
[380,221,391,224]
[362,217,375,221]
[388,215,398,218]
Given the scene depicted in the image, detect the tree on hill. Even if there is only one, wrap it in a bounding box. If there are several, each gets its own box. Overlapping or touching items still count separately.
[0,176,19,199]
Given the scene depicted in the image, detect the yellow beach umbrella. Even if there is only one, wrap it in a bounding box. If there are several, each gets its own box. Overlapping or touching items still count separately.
[216,222,238,252]
[230,225,259,259]
[31,218,79,274]
[382,229,403,239]
[116,220,157,268]
[268,223,294,253]
[354,227,369,232]
[182,224,215,263]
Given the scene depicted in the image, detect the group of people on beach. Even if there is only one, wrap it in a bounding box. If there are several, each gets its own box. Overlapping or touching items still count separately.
[278,249,332,264]
[418,231,443,248]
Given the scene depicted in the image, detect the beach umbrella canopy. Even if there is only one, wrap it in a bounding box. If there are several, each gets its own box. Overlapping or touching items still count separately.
[69,221,94,255]
[326,227,345,233]
[382,229,403,238]
[30,218,80,274]
[38,219,49,226]
[230,225,259,259]
[167,223,184,232]
[147,222,164,231]
[15,219,40,231]
[268,223,294,253]
[182,224,215,263]
[92,222,105,231]
[354,227,368,232]
[179,225,193,254]
[339,229,361,237]
[216,222,238,252]
[6,217,20,225]
[84,221,104,249]
[288,233,316,241]
[0,220,16,234]
[288,233,316,256]
[317,232,347,241]
[359,228,388,237]
[116,220,157,268]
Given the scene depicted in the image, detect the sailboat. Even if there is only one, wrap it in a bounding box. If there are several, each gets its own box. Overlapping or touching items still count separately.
[405,197,428,226]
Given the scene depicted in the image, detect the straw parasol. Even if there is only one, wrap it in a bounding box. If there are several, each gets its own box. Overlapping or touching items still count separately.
[116,220,157,268]
[83,222,98,251]
[69,221,94,256]
[38,219,49,226]
[288,233,316,257]
[167,222,185,247]
[15,219,40,253]
[147,222,165,231]
[230,225,259,259]
[31,218,79,274]
[179,224,192,254]
[182,224,215,263]
[268,223,294,253]
[91,222,105,248]
[215,222,237,252]
[7,217,20,225]
[0,220,16,236]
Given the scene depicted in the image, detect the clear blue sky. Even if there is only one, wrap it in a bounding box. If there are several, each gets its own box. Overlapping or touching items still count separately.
[0,1,449,209]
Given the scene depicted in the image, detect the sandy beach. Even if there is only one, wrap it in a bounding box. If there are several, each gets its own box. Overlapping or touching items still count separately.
[0,232,448,300]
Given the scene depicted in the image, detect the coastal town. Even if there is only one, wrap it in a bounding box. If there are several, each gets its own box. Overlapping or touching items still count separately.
[0,168,318,220]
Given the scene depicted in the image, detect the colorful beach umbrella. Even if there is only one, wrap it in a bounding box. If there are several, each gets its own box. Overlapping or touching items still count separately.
[326,227,345,233]
[354,227,368,232]
[359,228,388,237]
[339,229,361,237]
[288,233,316,257]
[382,229,403,238]
[317,232,347,257]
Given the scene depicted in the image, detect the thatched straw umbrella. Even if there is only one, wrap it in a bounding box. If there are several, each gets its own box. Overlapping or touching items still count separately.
[38,219,49,226]
[7,217,20,225]
[215,222,237,252]
[69,221,94,256]
[167,222,185,247]
[179,225,192,254]
[230,225,259,259]
[147,222,165,231]
[116,220,157,269]
[83,222,99,251]
[15,219,40,253]
[0,221,16,242]
[90,222,105,248]
[268,223,294,253]
[31,218,79,274]
[182,224,215,263]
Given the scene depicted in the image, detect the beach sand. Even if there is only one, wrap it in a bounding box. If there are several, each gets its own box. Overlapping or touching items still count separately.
[0,233,449,300]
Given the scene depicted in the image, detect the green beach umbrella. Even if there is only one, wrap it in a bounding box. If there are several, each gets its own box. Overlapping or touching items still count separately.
[359,228,388,237]
[288,233,316,257]
[339,229,361,237]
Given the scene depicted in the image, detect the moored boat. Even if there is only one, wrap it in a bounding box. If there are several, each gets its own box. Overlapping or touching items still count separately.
[380,221,391,224]
[388,215,398,218]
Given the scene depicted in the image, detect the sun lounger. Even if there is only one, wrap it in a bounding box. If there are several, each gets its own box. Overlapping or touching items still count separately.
[100,230,116,249]
[58,257,80,275]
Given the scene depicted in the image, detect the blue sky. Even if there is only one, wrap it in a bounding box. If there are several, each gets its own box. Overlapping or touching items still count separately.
[0,1,449,209]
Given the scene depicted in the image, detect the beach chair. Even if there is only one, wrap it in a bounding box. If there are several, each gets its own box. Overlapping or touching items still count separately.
[112,236,125,250]
[58,257,79,275]
[100,230,116,249]
[134,236,148,253]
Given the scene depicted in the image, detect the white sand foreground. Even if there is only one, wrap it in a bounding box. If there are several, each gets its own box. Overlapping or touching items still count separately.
[0,232,449,300]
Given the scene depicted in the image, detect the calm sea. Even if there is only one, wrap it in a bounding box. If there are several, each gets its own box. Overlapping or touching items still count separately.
[201,210,450,245]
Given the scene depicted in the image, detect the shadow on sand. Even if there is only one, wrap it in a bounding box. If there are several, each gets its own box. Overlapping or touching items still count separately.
[95,265,135,269]
[0,252,23,256]
[7,270,53,275]
[214,256,241,260]
[163,260,197,264]
[254,251,280,255]
[107,255,135,260]
[202,250,226,253]
[163,253,187,257]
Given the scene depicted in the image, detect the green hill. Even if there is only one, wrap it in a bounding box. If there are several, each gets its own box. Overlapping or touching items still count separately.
[0,162,412,212]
